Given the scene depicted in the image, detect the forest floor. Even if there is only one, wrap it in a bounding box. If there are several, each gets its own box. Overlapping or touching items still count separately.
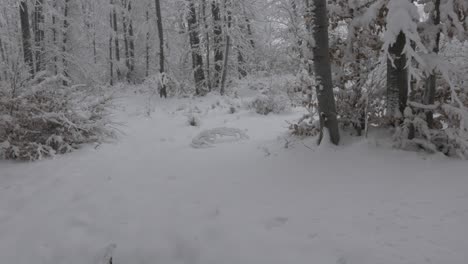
[1,84,468,264]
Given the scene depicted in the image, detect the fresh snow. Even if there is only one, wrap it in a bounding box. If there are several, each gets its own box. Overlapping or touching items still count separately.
[1,90,468,264]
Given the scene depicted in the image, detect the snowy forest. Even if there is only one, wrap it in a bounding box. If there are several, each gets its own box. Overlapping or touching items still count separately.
[1,0,468,263]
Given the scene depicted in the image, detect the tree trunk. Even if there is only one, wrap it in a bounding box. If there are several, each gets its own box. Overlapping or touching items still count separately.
[202,0,211,90]
[155,0,166,97]
[128,1,135,76]
[19,0,34,75]
[219,0,232,94]
[122,0,130,81]
[188,0,205,95]
[62,0,70,84]
[109,9,114,85]
[387,31,408,118]
[145,8,150,78]
[424,0,441,128]
[33,0,44,72]
[305,0,340,145]
[52,0,57,75]
[112,0,121,80]
[212,0,223,88]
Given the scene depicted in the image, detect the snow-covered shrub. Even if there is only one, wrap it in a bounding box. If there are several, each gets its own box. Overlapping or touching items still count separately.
[186,114,201,127]
[289,114,321,137]
[247,87,290,115]
[0,74,115,161]
[143,73,180,97]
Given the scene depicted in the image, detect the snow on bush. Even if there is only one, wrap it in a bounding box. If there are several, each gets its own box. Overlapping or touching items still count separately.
[248,91,290,115]
[191,127,249,148]
[0,74,115,161]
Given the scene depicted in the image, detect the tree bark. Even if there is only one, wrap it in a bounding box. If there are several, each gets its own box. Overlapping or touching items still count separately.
[424,0,441,128]
[212,0,223,88]
[112,0,121,80]
[128,1,135,75]
[202,0,212,90]
[145,8,150,77]
[305,0,340,145]
[220,0,232,94]
[109,8,114,85]
[62,0,70,84]
[188,0,206,95]
[155,0,166,97]
[19,0,34,75]
[33,0,44,72]
[387,31,408,118]
[122,0,130,81]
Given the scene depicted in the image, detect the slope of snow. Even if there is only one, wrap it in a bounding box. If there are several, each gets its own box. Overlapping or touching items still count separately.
[1,90,468,264]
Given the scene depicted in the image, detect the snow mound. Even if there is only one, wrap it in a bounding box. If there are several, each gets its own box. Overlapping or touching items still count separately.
[191,127,249,148]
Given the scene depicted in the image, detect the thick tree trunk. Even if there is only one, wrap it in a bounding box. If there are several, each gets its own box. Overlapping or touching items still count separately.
[33,0,44,73]
[19,1,34,75]
[305,0,340,145]
[212,0,223,88]
[188,0,205,95]
[387,31,408,118]
[424,0,441,128]
[155,0,166,97]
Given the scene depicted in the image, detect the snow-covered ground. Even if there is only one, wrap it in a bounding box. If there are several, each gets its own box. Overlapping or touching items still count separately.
[1,89,468,264]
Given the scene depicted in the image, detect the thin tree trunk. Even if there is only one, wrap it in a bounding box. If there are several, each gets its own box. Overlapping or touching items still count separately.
[219,0,232,94]
[387,31,408,118]
[305,0,340,145]
[424,0,441,128]
[212,0,223,88]
[109,9,114,85]
[122,0,130,81]
[154,0,166,97]
[62,0,70,84]
[188,0,205,95]
[128,1,135,76]
[145,9,150,77]
[202,0,211,90]
[52,0,57,75]
[112,0,121,80]
[33,0,44,72]
[19,0,34,75]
